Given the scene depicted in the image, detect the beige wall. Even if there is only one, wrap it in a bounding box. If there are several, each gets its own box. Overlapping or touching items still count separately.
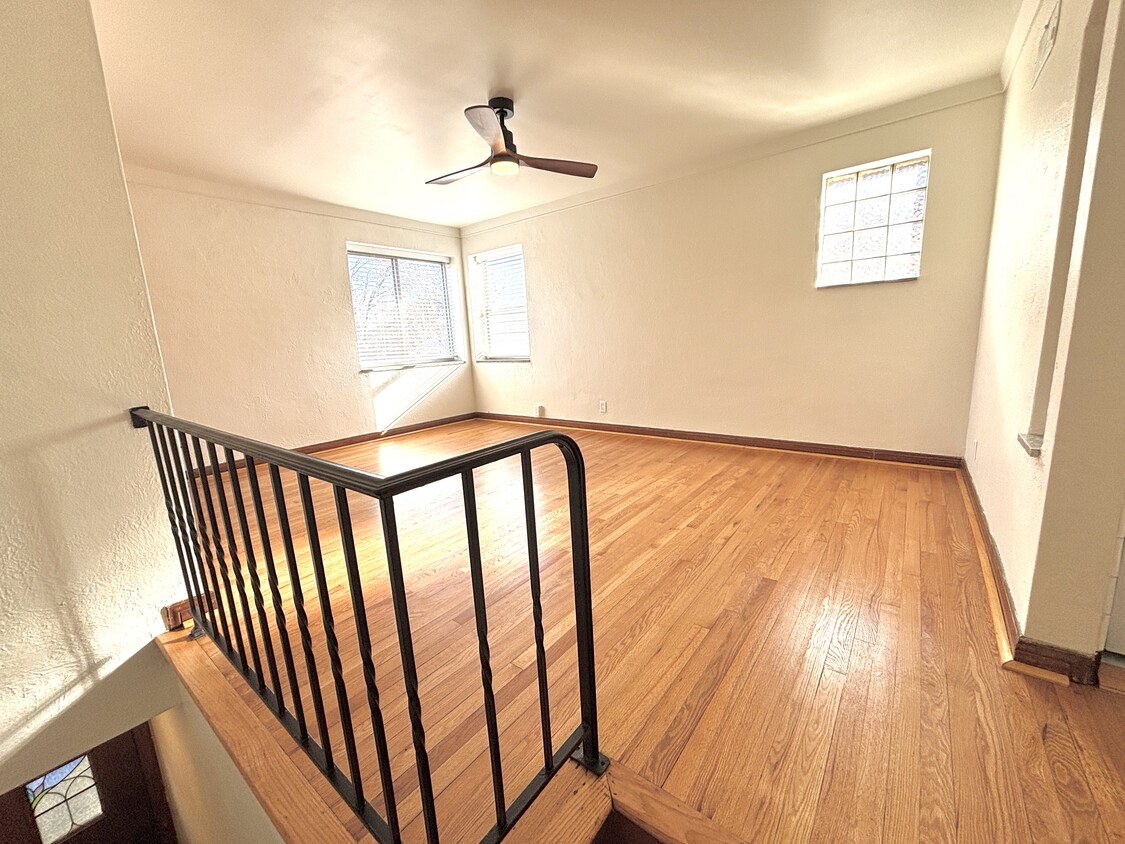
[127,169,476,449]
[0,0,180,791]
[150,686,284,844]
[1023,0,1125,653]
[460,94,1004,457]
[964,0,1106,632]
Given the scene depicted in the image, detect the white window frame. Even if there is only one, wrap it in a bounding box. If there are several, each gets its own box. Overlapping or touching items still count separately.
[815,149,932,288]
[467,244,531,363]
[345,241,464,372]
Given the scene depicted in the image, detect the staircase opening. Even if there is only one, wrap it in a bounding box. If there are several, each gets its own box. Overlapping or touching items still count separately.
[592,812,662,843]
[132,405,608,843]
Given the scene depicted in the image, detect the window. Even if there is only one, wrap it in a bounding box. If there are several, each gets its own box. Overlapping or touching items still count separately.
[25,755,103,843]
[816,150,931,287]
[346,244,459,370]
[469,245,530,361]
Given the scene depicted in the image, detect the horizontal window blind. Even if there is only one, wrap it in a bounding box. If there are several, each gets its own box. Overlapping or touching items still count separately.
[347,251,457,369]
[474,248,530,360]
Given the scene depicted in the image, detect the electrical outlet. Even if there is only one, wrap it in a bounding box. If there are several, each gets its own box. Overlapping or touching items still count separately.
[534,404,545,418]
[598,400,607,414]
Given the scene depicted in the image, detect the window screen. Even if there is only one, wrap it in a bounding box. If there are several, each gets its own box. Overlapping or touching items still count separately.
[816,150,931,287]
[347,249,458,369]
[470,246,530,360]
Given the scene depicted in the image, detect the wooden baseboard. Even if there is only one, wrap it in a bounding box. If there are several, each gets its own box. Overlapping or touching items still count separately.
[189,412,479,477]
[298,412,478,454]
[957,466,1102,686]
[196,411,961,474]
[475,413,962,468]
[1013,637,1101,685]
[957,467,1021,651]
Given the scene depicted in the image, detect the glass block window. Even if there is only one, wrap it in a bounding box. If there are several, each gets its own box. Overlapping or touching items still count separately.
[816,150,931,287]
[346,244,460,370]
[25,755,103,843]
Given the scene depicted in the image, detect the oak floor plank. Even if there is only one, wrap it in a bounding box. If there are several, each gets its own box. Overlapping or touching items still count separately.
[807,616,876,844]
[1060,687,1125,841]
[1033,682,1108,842]
[502,760,611,844]
[621,575,776,786]
[935,474,1032,844]
[606,761,751,844]
[881,474,922,843]
[917,548,956,844]
[850,604,899,843]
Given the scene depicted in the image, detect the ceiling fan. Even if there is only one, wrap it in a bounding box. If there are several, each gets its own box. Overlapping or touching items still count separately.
[427,97,598,185]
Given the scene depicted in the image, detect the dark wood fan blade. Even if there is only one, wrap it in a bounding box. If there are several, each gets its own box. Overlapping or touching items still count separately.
[515,154,598,178]
[464,106,506,154]
[426,157,491,185]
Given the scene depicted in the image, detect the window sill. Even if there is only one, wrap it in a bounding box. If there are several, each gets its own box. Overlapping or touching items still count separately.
[1017,432,1044,457]
[360,359,465,374]
[475,357,531,363]
[816,275,919,289]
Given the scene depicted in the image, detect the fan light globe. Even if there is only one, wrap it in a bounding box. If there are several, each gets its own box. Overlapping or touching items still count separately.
[490,155,520,176]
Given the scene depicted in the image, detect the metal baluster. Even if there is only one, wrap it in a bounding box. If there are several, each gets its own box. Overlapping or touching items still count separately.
[191,436,248,670]
[269,465,330,757]
[208,442,266,686]
[166,427,219,635]
[180,433,234,649]
[461,469,507,832]
[379,496,440,844]
[226,447,283,701]
[560,441,604,771]
[156,424,210,631]
[520,451,554,772]
[246,456,304,731]
[334,486,400,840]
[145,423,202,622]
[298,474,364,808]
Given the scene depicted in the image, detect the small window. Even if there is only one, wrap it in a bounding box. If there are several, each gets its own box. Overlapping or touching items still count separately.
[25,755,103,844]
[816,149,931,287]
[469,245,530,361]
[346,244,460,370]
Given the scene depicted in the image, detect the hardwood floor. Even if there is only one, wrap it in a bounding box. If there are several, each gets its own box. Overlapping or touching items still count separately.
[184,419,1125,843]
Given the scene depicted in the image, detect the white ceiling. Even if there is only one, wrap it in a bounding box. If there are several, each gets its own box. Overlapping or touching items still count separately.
[90,0,1021,228]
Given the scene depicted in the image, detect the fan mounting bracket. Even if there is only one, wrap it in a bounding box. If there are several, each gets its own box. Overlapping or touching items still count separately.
[488,96,515,121]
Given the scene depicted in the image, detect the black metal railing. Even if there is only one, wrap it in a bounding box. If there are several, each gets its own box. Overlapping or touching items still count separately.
[131,406,608,843]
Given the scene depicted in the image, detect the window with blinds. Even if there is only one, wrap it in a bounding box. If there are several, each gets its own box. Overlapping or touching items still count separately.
[816,149,931,288]
[346,246,459,370]
[469,245,531,361]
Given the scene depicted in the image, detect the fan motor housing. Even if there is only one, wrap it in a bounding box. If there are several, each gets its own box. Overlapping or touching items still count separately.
[488,96,515,120]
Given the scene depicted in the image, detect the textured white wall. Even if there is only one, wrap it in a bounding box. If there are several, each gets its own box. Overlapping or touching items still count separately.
[1024,0,1125,653]
[963,0,1101,630]
[150,686,284,844]
[461,95,1003,456]
[127,170,476,449]
[0,0,180,791]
